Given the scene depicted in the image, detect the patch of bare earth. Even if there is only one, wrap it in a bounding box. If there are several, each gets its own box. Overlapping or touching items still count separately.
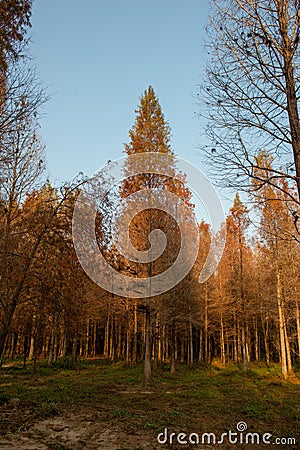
[0,409,164,450]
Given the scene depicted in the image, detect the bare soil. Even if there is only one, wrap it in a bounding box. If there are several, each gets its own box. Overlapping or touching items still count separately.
[0,408,163,450]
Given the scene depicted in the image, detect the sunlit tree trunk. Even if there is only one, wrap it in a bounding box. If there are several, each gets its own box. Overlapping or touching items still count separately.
[296,302,300,362]
[277,268,288,379]
[220,313,226,365]
[132,301,138,364]
[204,284,209,363]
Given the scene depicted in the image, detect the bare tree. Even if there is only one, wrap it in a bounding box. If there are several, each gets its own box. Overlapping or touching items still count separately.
[200,0,300,207]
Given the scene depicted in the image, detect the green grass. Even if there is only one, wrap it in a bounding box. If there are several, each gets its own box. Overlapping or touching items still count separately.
[0,359,299,447]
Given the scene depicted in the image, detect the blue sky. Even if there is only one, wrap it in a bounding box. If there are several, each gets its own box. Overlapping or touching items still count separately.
[29,1,231,219]
[29,1,209,182]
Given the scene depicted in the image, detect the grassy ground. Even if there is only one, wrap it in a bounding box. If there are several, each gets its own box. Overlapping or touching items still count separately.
[0,359,299,449]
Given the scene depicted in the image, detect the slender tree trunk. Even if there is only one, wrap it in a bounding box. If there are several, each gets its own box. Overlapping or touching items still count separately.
[283,320,293,374]
[23,335,28,368]
[198,327,203,362]
[262,316,270,367]
[220,314,226,365]
[144,232,152,383]
[161,324,166,363]
[144,304,151,382]
[72,336,77,363]
[153,314,158,371]
[204,284,208,363]
[93,321,97,357]
[189,319,193,366]
[277,268,288,379]
[62,330,67,359]
[117,324,122,360]
[242,325,249,372]
[132,301,138,364]
[109,314,114,362]
[48,321,56,365]
[33,336,37,373]
[29,334,35,359]
[296,301,300,361]
[233,312,238,363]
[156,313,161,366]
[254,318,259,362]
[126,321,130,365]
[180,334,184,363]
[9,332,17,360]
[170,319,176,374]
[85,319,90,357]
[104,313,110,358]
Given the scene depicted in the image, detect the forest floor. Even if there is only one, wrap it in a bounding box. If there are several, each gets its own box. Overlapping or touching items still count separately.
[0,359,299,450]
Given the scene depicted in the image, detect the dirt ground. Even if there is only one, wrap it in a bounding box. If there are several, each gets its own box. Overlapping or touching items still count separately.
[0,409,164,450]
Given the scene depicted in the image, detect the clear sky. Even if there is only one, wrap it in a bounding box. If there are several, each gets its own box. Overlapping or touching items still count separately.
[29,0,231,221]
[29,0,210,184]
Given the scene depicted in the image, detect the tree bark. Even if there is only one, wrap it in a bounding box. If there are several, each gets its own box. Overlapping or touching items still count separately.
[278,2,300,200]
[276,268,288,379]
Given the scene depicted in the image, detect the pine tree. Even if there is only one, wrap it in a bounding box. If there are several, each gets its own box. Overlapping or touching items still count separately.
[227,194,251,371]
[124,86,171,156]
[118,86,194,381]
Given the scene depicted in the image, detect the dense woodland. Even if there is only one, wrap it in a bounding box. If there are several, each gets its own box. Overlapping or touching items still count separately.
[1,0,300,383]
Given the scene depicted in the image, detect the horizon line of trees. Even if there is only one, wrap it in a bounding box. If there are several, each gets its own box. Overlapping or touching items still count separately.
[2,183,300,381]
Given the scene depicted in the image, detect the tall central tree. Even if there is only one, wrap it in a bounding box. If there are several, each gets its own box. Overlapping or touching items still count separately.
[121,87,173,383]
[119,86,193,382]
[124,86,172,156]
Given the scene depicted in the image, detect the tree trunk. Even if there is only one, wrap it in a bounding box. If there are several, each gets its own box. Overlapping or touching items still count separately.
[109,314,114,363]
[143,304,151,383]
[170,320,176,374]
[126,321,130,365]
[188,319,193,366]
[220,314,226,365]
[242,325,249,372]
[276,269,288,379]
[283,320,293,374]
[9,332,17,360]
[233,313,238,363]
[204,284,208,363]
[103,313,110,358]
[72,336,77,363]
[296,301,300,361]
[94,321,98,356]
[198,328,203,362]
[48,322,56,365]
[85,319,90,357]
[132,301,138,364]
[254,318,259,362]
[144,239,152,383]
[278,3,300,201]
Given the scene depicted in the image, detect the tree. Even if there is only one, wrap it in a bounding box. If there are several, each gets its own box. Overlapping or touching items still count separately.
[0,0,32,72]
[200,0,300,210]
[119,86,195,382]
[251,153,296,377]
[0,1,38,138]
[121,86,174,383]
[0,0,53,361]
[226,194,251,371]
